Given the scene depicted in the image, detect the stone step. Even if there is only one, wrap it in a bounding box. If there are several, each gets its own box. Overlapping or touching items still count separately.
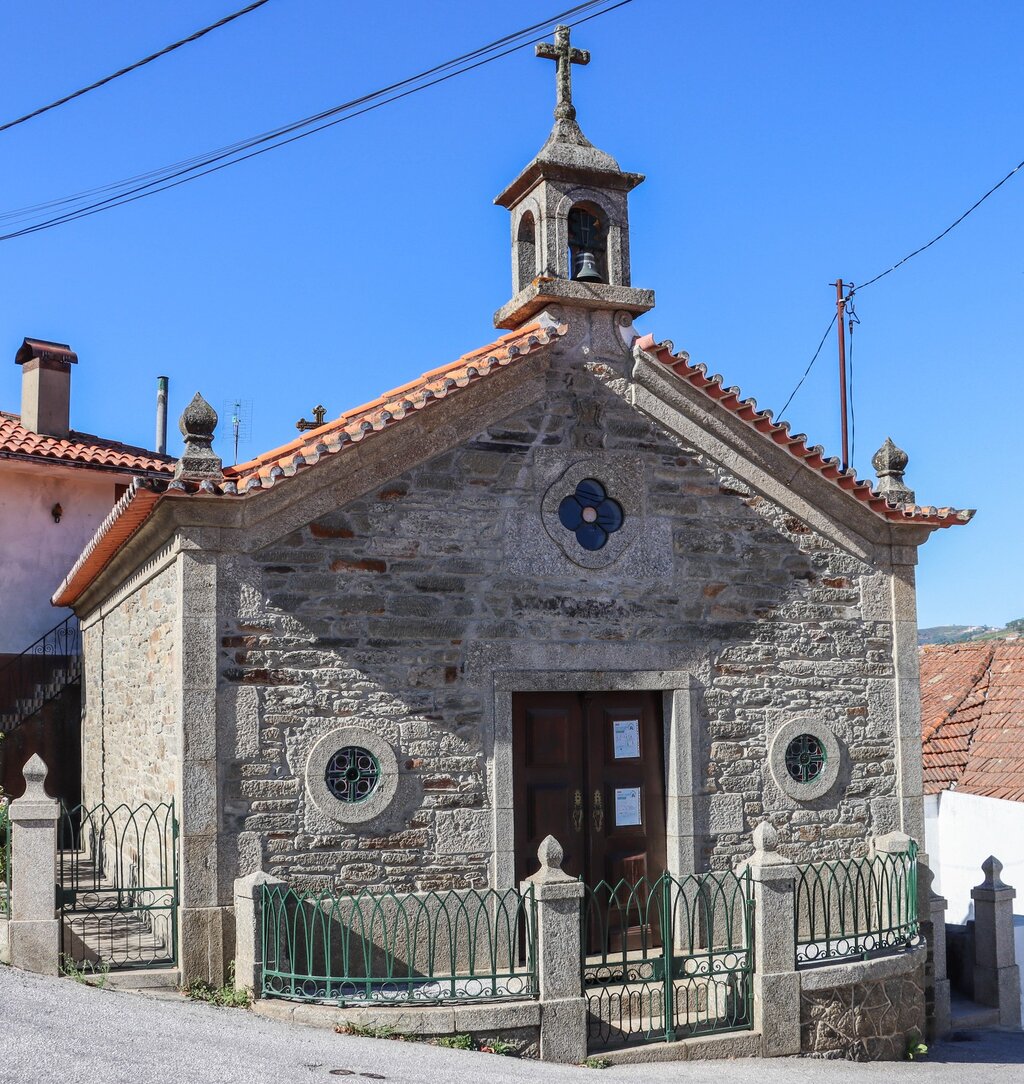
[102,968,181,991]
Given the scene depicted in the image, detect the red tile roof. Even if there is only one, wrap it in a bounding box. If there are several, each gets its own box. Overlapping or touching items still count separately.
[0,411,174,475]
[636,334,974,529]
[921,640,1024,802]
[52,321,565,606]
[53,318,973,608]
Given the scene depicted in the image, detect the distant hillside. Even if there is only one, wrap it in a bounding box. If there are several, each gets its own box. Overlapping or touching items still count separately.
[918,623,1022,646]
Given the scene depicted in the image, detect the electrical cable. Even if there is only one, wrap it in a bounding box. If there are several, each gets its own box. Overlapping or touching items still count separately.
[852,155,1024,293]
[0,1,274,134]
[777,313,837,420]
[0,0,632,241]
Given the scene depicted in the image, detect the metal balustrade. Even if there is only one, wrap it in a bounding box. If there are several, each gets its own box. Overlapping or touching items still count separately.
[261,883,537,1004]
[794,841,919,966]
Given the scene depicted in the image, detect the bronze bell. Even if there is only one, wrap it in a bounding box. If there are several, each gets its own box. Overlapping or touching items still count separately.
[574,250,603,283]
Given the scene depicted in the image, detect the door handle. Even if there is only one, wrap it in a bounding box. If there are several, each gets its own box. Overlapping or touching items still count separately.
[572,789,584,833]
[593,789,604,832]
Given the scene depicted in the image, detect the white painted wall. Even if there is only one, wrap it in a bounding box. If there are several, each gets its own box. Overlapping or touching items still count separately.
[925,788,1024,1008]
[0,460,123,653]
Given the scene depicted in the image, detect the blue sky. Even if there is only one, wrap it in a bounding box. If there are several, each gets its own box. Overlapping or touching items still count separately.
[1,1,1021,628]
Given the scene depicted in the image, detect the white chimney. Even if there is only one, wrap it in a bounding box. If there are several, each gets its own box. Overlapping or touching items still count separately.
[15,338,78,439]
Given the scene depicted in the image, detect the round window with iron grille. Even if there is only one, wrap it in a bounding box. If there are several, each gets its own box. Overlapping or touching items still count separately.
[784,733,827,785]
[324,746,380,803]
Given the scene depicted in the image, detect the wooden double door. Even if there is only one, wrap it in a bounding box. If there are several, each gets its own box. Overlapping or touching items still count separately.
[513,691,667,889]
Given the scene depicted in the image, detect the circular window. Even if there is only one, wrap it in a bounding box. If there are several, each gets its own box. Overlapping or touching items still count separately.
[785,734,827,784]
[325,746,380,803]
[768,720,842,802]
[557,478,624,551]
[305,726,400,825]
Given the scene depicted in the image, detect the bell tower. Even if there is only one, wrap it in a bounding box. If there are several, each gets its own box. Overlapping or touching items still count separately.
[493,25,654,331]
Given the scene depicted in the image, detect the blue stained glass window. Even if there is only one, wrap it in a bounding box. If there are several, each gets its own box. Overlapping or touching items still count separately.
[558,479,624,551]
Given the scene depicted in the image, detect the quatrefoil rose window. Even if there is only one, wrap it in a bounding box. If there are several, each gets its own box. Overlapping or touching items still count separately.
[558,478,624,551]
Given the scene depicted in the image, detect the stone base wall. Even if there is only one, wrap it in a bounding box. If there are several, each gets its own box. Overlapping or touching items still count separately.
[800,953,926,1061]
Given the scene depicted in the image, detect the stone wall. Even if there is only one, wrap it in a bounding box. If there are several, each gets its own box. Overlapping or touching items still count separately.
[800,954,927,1060]
[82,560,179,811]
[219,361,902,891]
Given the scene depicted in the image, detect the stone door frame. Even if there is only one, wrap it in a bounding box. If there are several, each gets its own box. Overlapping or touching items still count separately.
[491,670,700,891]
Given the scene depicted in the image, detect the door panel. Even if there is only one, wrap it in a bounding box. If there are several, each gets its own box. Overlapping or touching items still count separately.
[513,694,585,883]
[513,690,666,891]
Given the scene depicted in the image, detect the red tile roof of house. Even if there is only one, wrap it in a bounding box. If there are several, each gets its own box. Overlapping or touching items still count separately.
[53,319,973,608]
[921,640,1024,802]
[0,411,174,475]
[636,334,973,529]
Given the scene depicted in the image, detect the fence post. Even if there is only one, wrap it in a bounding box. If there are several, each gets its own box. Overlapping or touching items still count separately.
[233,869,287,996]
[916,857,951,1040]
[970,856,1021,1028]
[522,835,586,1064]
[8,754,60,975]
[742,822,800,1057]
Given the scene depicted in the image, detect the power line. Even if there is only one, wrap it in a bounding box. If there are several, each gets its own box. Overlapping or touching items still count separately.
[0,1,274,135]
[778,313,836,420]
[853,154,1024,293]
[0,0,632,242]
[780,152,1024,424]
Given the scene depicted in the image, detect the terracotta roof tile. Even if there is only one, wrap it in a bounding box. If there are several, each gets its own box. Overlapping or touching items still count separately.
[920,640,1024,802]
[0,411,174,475]
[52,321,565,606]
[635,334,974,529]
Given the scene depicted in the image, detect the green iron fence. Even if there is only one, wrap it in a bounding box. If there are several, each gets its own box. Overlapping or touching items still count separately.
[794,841,919,966]
[58,801,178,970]
[0,799,9,917]
[261,884,537,1004]
[582,869,754,1049]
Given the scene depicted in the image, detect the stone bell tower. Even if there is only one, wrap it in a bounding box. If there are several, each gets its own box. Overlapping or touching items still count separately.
[493,25,655,331]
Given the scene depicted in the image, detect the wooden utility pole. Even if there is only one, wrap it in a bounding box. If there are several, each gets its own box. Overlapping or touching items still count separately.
[836,280,850,472]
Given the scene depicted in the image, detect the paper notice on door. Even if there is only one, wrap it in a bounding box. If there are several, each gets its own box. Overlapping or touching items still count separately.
[612,719,640,760]
[614,786,642,827]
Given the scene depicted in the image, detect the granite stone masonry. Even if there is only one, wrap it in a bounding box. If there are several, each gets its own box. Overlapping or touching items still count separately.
[214,364,902,890]
[800,955,927,1061]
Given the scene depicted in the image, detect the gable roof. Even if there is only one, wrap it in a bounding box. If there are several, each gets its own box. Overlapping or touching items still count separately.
[53,318,972,609]
[637,335,973,529]
[0,411,174,476]
[921,640,1024,802]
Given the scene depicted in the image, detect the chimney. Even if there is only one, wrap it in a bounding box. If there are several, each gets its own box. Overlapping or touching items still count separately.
[156,375,169,455]
[15,338,78,439]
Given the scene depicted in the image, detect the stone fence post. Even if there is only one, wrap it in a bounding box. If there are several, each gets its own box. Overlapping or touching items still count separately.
[233,869,287,995]
[8,754,60,975]
[914,855,951,1040]
[741,823,800,1057]
[971,856,1021,1028]
[521,836,587,1064]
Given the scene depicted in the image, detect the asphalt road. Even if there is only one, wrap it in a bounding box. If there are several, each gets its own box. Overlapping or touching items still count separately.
[0,967,1022,1083]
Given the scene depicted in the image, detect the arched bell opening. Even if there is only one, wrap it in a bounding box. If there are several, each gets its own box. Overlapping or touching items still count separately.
[566,202,608,284]
[514,211,538,293]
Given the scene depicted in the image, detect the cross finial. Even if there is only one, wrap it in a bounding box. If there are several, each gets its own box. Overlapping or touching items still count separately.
[535,25,590,122]
[296,404,328,432]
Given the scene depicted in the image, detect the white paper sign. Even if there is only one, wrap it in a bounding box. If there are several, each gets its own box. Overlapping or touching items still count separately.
[614,787,642,827]
[612,719,640,760]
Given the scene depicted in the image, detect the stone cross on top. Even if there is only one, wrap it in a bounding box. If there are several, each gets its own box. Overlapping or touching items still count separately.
[536,24,590,122]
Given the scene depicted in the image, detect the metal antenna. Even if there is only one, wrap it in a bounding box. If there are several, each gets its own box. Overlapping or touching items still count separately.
[223,398,253,464]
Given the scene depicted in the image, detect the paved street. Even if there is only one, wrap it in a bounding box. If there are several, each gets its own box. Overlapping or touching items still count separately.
[0,967,1022,1083]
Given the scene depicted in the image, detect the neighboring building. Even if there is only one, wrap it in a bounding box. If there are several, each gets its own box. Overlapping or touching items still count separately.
[48,30,976,1062]
[0,339,173,798]
[921,640,1024,1004]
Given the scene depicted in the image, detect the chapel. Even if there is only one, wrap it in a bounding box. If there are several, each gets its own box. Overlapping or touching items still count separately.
[53,25,972,986]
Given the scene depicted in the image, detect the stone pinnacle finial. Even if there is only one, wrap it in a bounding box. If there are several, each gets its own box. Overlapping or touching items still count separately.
[528,834,574,885]
[22,752,48,790]
[752,821,778,855]
[535,25,590,124]
[981,855,1006,889]
[872,436,914,504]
[175,391,223,483]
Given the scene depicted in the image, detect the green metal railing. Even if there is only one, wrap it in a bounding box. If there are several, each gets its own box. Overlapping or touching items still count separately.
[0,799,9,917]
[261,884,537,1004]
[582,869,754,1049]
[58,801,178,969]
[794,841,919,966]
